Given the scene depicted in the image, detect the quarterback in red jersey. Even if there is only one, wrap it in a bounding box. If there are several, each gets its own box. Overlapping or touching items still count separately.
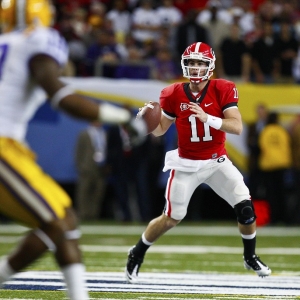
[125,42,271,282]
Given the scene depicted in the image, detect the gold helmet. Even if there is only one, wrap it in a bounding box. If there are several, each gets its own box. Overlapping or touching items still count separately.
[0,0,54,32]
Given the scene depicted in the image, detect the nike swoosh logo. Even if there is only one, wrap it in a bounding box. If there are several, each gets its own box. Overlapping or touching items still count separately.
[204,103,213,107]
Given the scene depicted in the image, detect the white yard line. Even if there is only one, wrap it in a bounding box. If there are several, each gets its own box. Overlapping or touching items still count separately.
[1,224,300,236]
[80,245,300,255]
[5,271,300,296]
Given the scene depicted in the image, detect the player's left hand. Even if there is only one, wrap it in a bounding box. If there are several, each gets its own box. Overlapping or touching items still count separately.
[189,102,208,123]
[136,101,154,118]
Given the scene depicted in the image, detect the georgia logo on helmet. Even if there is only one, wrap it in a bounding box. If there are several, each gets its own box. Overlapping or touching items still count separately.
[181,42,216,83]
[0,0,54,33]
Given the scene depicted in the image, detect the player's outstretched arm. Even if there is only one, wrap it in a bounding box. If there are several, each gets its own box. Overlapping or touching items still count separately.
[152,114,173,137]
[29,54,130,124]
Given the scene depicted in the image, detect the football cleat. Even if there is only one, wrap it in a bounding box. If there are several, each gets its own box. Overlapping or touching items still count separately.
[244,255,271,277]
[125,246,144,283]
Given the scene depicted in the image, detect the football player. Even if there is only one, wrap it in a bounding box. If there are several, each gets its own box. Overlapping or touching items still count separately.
[0,0,131,299]
[125,42,271,282]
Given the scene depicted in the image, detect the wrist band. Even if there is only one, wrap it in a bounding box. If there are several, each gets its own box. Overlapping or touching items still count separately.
[205,114,222,130]
[98,103,131,124]
[50,85,75,108]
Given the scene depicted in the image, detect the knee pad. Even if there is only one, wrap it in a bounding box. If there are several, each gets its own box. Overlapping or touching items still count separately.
[234,200,256,225]
[164,204,186,221]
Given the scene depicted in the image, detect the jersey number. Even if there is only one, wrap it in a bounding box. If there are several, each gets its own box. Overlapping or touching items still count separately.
[0,44,9,80]
[189,115,212,142]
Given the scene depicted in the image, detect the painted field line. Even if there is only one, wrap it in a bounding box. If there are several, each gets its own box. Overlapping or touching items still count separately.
[81,245,300,255]
[3,271,300,296]
[1,224,300,236]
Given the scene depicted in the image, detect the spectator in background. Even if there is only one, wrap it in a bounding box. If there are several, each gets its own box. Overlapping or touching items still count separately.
[196,0,232,25]
[196,0,231,76]
[156,0,183,49]
[106,114,152,222]
[106,0,131,44]
[75,121,108,221]
[293,43,300,84]
[244,13,263,48]
[246,103,269,200]
[87,2,107,31]
[236,0,256,37]
[172,0,207,16]
[275,22,298,83]
[131,0,161,47]
[84,29,120,76]
[257,0,281,25]
[289,114,300,224]
[70,7,91,39]
[151,47,181,81]
[174,9,209,61]
[156,0,183,27]
[219,23,251,82]
[56,7,89,76]
[258,112,292,225]
[114,46,154,79]
[250,21,279,83]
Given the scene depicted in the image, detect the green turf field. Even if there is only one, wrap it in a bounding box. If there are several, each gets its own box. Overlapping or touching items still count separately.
[0,221,300,299]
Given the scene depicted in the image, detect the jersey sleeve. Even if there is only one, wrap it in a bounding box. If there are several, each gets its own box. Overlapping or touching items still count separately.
[26,27,69,67]
[160,84,176,119]
[218,80,239,111]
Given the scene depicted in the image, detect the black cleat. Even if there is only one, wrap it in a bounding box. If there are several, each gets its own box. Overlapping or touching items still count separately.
[125,246,144,283]
[244,255,271,277]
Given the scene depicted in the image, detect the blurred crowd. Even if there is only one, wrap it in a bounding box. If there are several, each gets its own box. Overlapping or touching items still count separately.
[53,0,300,83]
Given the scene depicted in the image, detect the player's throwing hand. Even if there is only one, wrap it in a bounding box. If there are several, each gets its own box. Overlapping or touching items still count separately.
[189,102,208,123]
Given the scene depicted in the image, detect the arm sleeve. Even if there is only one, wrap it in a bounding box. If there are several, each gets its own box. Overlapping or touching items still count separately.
[26,27,69,67]
[160,85,176,119]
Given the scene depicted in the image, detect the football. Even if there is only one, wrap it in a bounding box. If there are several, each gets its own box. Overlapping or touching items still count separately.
[136,102,161,135]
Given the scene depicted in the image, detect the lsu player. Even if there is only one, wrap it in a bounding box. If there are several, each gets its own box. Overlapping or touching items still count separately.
[0,0,131,299]
[125,42,271,282]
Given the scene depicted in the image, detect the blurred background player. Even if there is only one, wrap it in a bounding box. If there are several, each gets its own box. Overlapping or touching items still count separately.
[74,121,108,221]
[125,42,271,283]
[0,0,131,299]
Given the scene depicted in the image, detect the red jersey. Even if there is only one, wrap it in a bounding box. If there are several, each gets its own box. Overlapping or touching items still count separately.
[160,79,239,160]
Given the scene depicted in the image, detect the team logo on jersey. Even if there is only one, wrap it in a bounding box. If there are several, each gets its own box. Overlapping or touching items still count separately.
[217,156,225,163]
[180,103,189,111]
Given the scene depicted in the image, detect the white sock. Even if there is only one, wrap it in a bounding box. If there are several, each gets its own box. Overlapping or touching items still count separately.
[142,233,153,246]
[0,258,15,287]
[241,231,256,240]
[61,263,89,300]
